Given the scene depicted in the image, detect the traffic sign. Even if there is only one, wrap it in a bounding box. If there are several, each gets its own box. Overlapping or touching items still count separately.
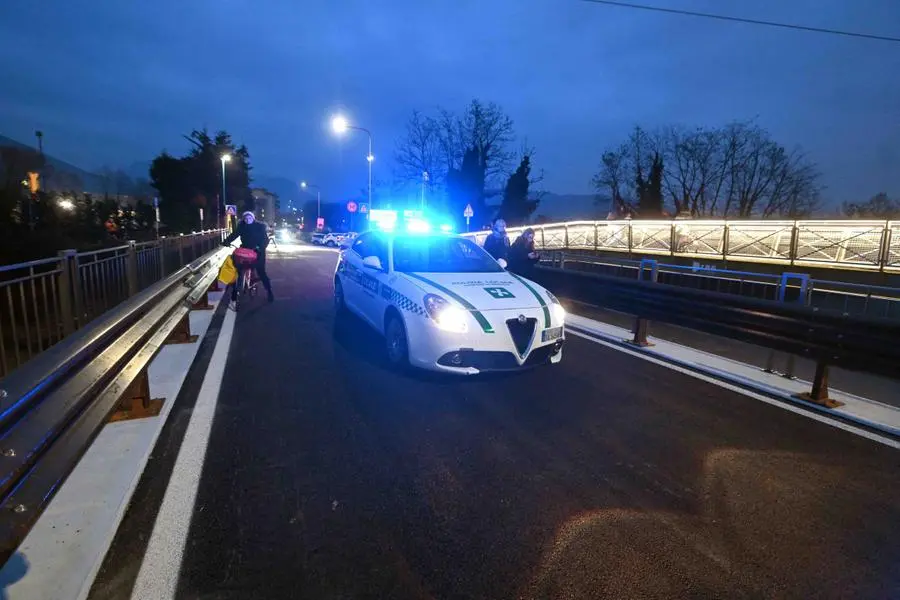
[359,203,368,214]
[347,201,358,213]
[225,204,237,216]
[316,217,325,229]
[463,204,474,218]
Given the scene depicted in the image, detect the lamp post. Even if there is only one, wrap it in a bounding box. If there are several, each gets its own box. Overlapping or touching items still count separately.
[331,115,374,211]
[300,181,321,222]
[220,153,231,229]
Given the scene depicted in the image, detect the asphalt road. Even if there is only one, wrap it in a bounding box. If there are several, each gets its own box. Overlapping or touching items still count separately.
[95,243,900,600]
[567,300,900,409]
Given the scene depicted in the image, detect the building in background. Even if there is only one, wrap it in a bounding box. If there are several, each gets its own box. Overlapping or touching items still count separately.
[251,187,278,225]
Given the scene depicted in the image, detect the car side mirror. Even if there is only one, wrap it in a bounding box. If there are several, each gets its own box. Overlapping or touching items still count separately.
[497,258,508,269]
[362,255,383,270]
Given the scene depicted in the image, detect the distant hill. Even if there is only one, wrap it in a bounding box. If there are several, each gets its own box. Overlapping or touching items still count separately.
[530,193,607,222]
[125,160,152,182]
[484,192,606,223]
[0,134,106,194]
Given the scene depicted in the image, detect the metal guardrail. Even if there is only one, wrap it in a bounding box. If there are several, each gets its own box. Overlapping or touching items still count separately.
[462,219,900,272]
[0,244,229,563]
[529,264,900,408]
[545,253,900,321]
[0,230,225,378]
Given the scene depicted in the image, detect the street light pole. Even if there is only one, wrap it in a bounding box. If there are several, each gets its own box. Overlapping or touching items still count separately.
[366,132,373,211]
[331,115,374,211]
[301,181,321,222]
[220,154,231,229]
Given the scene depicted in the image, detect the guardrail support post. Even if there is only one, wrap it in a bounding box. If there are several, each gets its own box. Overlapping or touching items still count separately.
[165,313,198,345]
[793,362,843,409]
[628,259,658,347]
[192,288,214,310]
[57,250,77,336]
[108,367,164,422]
[125,241,139,296]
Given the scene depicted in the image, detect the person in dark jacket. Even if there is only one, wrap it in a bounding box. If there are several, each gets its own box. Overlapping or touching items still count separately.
[508,227,539,277]
[222,210,274,305]
[482,218,510,264]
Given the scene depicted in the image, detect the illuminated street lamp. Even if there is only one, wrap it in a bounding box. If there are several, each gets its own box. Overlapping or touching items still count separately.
[58,198,75,211]
[330,114,374,210]
[300,180,321,221]
[220,153,232,228]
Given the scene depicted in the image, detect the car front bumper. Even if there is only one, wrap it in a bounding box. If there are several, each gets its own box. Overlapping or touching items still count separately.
[405,307,565,374]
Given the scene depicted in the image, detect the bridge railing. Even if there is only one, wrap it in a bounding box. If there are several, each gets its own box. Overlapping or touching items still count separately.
[0,230,225,378]
[528,263,900,412]
[0,244,229,563]
[544,253,900,321]
[462,219,900,272]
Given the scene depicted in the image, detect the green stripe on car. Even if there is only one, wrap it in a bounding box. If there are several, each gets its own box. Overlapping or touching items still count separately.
[405,273,495,334]
[509,273,551,328]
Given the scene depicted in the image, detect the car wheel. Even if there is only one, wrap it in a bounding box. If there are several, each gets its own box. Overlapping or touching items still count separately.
[326,240,336,247]
[334,277,347,314]
[385,314,409,368]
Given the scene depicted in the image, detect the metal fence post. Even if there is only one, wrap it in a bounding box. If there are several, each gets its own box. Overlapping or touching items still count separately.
[157,240,166,281]
[57,250,77,336]
[126,241,139,296]
[178,235,185,267]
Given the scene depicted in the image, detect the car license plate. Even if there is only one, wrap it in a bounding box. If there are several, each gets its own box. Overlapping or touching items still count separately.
[541,326,563,342]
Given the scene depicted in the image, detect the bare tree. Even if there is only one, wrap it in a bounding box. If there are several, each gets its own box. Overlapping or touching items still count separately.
[591,144,631,217]
[843,193,899,219]
[393,110,443,187]
[597,120,822,219]
[394,99,517,201]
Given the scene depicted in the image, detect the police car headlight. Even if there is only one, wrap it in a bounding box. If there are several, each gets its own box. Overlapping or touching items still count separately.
[547,291,566,322]
[424,294,469,333]
[551,302,566,322]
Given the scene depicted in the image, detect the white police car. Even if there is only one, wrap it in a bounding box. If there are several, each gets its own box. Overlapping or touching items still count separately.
[334,230,565,373]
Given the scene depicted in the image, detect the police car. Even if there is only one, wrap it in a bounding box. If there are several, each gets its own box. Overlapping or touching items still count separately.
[334,229,565,373]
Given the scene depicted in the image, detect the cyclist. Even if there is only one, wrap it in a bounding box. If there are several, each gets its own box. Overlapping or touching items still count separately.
[222,210,274,306]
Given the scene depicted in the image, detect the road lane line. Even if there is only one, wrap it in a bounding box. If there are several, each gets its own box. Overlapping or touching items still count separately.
[566,328,900,450]
[129,308,236,599]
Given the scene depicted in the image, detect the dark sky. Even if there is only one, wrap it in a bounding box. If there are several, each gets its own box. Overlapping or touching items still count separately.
[1,0,898,209]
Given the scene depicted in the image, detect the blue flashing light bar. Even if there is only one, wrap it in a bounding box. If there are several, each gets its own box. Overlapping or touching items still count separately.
[368,209,454,234]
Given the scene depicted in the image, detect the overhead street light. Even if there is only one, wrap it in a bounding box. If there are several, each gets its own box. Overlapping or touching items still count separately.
[58,198,75,211]
[301,180,321,221]
[329,113,374,211]
[331,115,349,134]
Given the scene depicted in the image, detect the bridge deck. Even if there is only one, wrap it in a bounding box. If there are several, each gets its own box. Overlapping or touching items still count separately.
[69,244,900,599]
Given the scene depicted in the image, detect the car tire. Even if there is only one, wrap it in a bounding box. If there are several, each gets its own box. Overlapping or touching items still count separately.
[326,240,336,247]
[385,314,409,368]
[334,277,347,314]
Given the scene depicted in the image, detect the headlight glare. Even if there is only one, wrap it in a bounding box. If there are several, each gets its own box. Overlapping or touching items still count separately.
[424,294,469,333]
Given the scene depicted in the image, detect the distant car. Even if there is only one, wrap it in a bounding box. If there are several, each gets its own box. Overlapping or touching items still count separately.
[274,227,294,243]
[334,231,565,374]
[310,232,327,245]
[322,232,357,247]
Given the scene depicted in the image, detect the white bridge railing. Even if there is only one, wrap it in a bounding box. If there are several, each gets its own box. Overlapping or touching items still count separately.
[461,219,900,273]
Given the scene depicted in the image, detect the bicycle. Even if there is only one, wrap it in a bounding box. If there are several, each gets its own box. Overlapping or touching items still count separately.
[229,245,260,311]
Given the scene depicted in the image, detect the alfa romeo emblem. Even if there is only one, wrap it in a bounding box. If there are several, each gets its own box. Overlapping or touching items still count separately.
[517,314,526,323]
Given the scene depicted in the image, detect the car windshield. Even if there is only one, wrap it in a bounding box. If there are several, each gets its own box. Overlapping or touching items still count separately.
[392,236,503,273]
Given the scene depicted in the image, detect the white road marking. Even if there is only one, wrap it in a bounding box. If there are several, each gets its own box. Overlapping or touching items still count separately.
[130,308,237,599]
[566,328,900,450]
